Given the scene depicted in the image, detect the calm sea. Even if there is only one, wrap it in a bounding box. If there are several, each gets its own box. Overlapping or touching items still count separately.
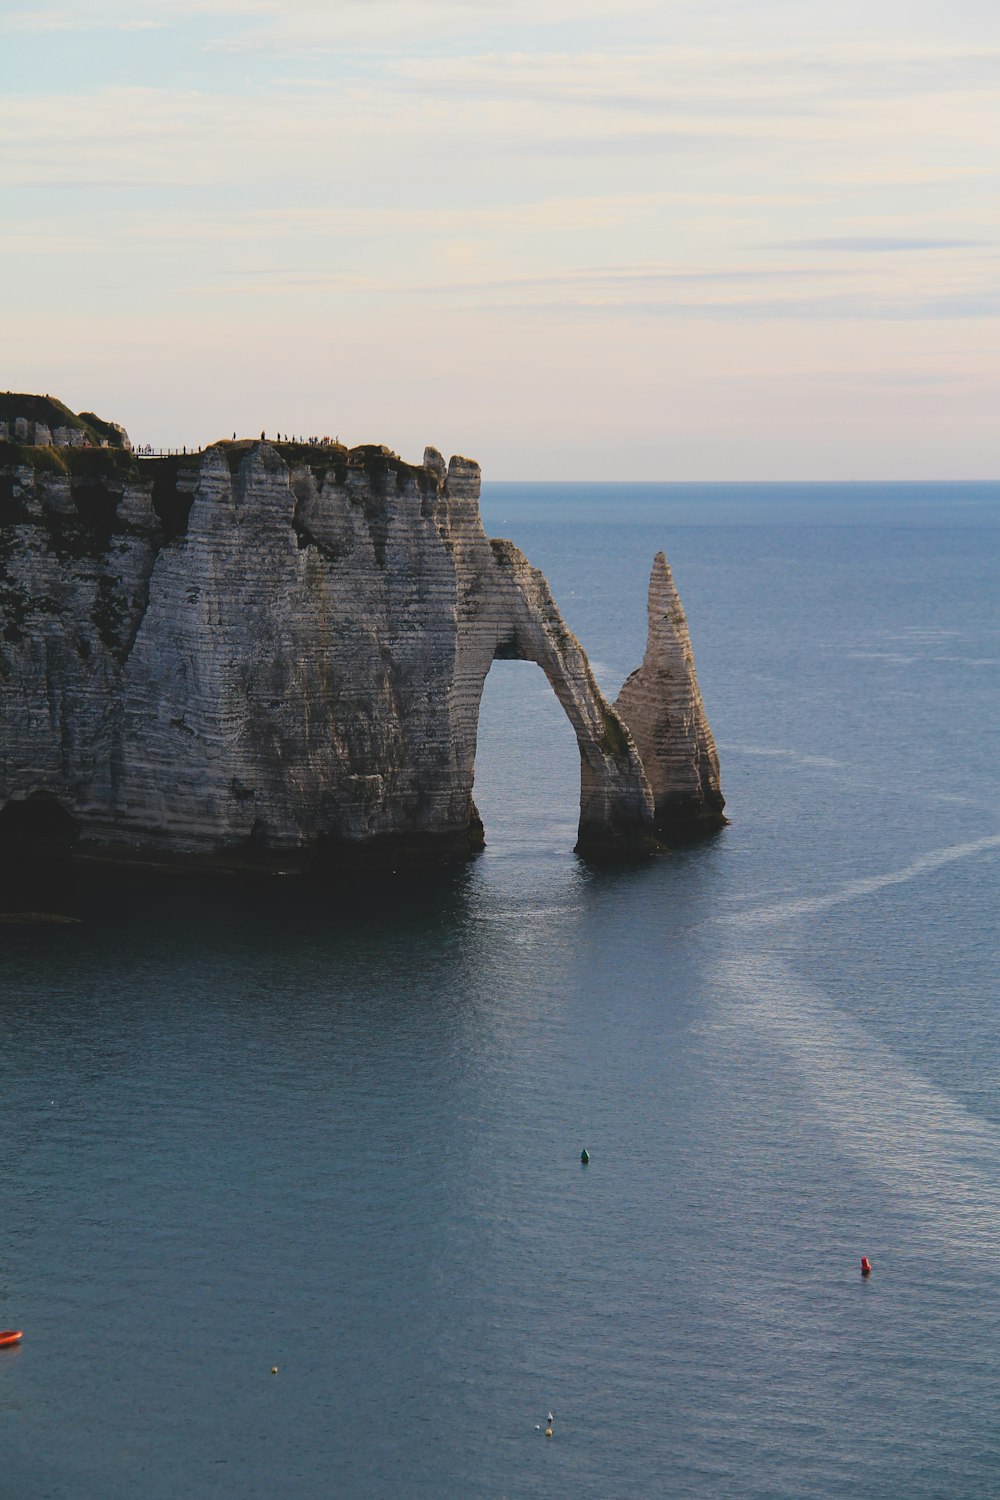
[1,482,998,1498]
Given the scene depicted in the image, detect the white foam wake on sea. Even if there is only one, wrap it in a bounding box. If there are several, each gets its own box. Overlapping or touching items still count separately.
[718,742,844,767]
[726,833,1000,929]
[718,742,995,810]
[719,951,1000,1265]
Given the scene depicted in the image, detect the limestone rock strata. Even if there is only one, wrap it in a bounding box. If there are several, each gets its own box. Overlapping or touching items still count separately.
[614,552,725,835]
[0,430,659,870]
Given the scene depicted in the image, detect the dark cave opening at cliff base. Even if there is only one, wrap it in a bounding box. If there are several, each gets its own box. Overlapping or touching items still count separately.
[471,660,582,859]
[0,792,79,855]
[0,795,80,904]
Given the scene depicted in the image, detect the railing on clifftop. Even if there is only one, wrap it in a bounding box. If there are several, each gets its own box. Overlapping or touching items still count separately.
[134,447,201,458]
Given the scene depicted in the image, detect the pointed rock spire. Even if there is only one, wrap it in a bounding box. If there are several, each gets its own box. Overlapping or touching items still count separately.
[614,552,725,836]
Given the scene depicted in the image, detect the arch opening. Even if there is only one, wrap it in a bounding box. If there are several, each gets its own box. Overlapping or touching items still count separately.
[470,658,582,856]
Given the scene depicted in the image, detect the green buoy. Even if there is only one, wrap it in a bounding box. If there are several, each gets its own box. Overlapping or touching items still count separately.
[581,1149,590,1164]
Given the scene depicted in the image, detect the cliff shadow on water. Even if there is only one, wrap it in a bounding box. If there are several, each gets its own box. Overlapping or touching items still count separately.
[0,838,727,968]
[0,857,480,938]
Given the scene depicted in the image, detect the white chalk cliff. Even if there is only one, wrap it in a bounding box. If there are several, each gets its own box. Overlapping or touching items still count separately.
[614,552,725,834]
[0,402,723,872]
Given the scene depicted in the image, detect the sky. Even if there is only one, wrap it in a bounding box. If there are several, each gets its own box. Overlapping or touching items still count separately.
[2,0,998,478]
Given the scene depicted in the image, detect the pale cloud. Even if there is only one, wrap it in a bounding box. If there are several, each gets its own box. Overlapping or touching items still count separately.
[0,82,776,190]
[9,0,998,64]
[2,0,998,475]
[484,292,1000,323]
[187,0,667,33]
[2,6,166,31]
[785,237,991,252]
[4,8,95,30]
[4,68,996,318]
[3,56,988,187]
[0,0,661,46]
[382,43,1000,104]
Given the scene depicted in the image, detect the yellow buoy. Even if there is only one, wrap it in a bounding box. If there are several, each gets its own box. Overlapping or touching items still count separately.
[545,1426,552,1438]
[271,1366,278,1375]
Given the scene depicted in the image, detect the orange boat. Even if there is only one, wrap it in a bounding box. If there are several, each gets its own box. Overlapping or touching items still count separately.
[0,1331,23,1348]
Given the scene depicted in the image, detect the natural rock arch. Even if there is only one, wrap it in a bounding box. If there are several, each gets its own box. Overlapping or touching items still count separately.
[433,479,656,859]
[481,545,654,855]
[0,411,722,874]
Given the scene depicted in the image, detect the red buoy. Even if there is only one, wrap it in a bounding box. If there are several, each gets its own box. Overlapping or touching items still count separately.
[0,1330,23,1348]
[861,1257,871,1276]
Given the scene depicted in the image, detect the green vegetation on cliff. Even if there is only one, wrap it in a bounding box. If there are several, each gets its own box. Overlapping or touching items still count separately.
[0,441,137,480]
[0,394,128,449]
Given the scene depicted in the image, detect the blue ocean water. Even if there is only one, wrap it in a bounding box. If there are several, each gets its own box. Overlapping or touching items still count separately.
[1,482,998,1498]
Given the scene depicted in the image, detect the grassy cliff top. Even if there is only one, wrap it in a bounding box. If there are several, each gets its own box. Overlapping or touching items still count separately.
[0,441,138,479]
[0,393,128,449]
[1,410,440,496]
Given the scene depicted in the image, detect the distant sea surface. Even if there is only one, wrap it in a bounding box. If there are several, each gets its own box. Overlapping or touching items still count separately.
[2,482,998,1499]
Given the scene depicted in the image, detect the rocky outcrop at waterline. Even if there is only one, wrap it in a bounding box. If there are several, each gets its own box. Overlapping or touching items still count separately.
[614,552,725,835]
[0,398,724,873]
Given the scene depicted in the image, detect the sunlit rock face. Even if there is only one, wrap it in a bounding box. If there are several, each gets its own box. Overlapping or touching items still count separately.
[0,415,675,872]
[614,552,726,836]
